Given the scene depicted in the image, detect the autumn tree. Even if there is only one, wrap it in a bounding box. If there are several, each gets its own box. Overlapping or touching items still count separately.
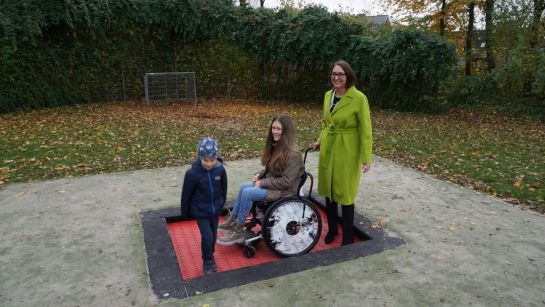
[382,0,470,34]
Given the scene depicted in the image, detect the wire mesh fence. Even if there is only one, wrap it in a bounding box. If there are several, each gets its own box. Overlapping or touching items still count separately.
[144,72,197,105]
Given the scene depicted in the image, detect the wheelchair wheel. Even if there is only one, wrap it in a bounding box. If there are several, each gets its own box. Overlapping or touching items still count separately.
[262,197,322,257]
[243,245,256,258]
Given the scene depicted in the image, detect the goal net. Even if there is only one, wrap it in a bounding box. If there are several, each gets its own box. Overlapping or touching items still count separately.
[144,72,197,104]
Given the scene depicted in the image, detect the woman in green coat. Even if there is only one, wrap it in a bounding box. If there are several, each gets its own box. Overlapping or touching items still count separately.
[312,60,373,245]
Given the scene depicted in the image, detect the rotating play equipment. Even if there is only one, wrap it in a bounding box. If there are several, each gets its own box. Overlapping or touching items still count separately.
[236,148,322,258]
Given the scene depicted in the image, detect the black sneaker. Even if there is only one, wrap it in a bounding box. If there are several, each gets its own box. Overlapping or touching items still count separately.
[211,258,218,272]
[203,260,215,275]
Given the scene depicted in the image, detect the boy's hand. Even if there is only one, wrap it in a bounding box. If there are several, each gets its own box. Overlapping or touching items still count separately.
[254,180,261,187]
[253,173,260,182]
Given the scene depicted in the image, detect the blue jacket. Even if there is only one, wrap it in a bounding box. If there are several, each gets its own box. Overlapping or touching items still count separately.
[180,159,228,219]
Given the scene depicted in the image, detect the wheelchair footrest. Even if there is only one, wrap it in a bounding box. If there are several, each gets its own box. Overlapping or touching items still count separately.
[243,230,262,245]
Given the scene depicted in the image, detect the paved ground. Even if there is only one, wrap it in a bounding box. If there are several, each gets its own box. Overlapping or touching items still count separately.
[1,153,544,306]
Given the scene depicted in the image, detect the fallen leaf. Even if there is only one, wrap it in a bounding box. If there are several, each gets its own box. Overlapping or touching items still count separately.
[56,189,66,194]
[436,256,444,261]
[15,191,25,197]
[400,207,412,213]
[503,198,520,205]
[371,219,387,229]
[513,176,524,189]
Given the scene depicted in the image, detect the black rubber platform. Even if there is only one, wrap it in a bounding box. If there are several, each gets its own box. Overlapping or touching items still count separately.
[141,195,404,300]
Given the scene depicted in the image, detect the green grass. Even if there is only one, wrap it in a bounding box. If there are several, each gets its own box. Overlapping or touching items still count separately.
[1,100,543,212]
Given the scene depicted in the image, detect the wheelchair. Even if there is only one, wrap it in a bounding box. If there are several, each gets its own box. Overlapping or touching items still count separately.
[237,148,322,258]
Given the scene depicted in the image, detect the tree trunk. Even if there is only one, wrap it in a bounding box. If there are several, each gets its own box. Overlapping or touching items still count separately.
[240,0,247,7]
[260,0,265,7]
[530,0,545,48]
[485,0,495,72]
[439,0,447,36]
[465,2,475,76]
[526,0,544,94]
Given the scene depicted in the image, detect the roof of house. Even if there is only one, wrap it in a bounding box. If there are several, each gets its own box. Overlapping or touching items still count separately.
[357,15,390,26]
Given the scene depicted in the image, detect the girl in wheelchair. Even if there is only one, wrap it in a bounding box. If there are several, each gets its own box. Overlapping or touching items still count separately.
[218,115,305,245]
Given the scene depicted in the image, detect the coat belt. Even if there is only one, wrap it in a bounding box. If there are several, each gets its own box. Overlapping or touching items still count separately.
[322,126,358,168]
[326,126,358,135]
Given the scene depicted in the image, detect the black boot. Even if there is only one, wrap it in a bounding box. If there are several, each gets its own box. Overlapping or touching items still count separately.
[325,198,338,244]
[341,204,355,246]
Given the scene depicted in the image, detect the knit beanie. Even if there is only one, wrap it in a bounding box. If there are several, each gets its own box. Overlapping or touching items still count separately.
[198,137,219,159]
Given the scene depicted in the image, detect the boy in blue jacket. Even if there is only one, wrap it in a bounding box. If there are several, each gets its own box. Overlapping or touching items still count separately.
[180,137,228,275]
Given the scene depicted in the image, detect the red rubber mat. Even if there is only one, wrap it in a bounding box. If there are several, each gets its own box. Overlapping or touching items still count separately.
[168,209,363,280]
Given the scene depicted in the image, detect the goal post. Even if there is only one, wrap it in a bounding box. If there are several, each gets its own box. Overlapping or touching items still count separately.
[144,72,197,105]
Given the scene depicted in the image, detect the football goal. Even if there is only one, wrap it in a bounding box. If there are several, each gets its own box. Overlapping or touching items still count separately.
[144,72,197,105]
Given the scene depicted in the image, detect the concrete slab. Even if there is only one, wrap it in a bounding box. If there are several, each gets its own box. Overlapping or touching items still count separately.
[1,153,544,306]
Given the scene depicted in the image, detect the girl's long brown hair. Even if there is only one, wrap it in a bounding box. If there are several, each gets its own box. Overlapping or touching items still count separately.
[261,115,299,172]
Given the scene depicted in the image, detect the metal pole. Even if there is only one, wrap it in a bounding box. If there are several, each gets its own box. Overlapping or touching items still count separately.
[176,74,179,102]
[122,65,126,102]
[164,74,168,100]
[144,73,149,105]
[192,72,197,105]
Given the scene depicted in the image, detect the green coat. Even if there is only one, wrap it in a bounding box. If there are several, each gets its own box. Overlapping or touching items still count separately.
[318,86,373,205]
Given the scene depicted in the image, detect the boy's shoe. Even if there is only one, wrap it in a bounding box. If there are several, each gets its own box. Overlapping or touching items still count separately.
[203,260,215,276]
[217,224,245,245]
[211,257,218,272]
[218,215,237,230]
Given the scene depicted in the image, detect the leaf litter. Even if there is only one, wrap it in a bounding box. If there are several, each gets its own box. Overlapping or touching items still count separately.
[0,100,543,212]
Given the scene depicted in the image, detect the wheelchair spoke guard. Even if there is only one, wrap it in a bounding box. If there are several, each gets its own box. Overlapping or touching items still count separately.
[263,197,322,257]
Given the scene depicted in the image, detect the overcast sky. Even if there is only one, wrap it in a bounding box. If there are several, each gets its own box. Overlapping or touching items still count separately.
[256,0,389,16]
